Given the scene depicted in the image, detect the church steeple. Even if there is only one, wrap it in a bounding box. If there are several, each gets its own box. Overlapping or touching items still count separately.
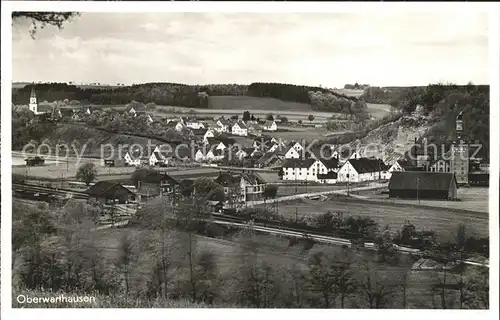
[455,111,463,141]
[29,85,38,114]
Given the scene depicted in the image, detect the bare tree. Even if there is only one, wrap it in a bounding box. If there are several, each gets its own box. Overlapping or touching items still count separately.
[174,196,208,302]
[115,231,137,302]
[307,250,338,308]
[334,248,357,308]
[453,223,468,309]
[359,261,394,309]
[193,251,220,304]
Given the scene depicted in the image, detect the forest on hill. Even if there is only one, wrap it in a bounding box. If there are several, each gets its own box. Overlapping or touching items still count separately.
[12,82,356,109]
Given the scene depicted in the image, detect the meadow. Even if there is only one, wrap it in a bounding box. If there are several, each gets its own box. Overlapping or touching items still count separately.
[264,197,488,242]
[357,187,489,214]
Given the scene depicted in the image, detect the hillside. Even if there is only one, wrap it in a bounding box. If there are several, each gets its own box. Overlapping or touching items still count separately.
[15,123,166,157]
[340,115,435,164]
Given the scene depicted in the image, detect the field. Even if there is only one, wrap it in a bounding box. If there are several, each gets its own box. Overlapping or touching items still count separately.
[357,187,489,214]
[331,88,365,98]
[86,95,391,121]
[262,197,488,242]
[263,126,331,141]
[208,95,312,112]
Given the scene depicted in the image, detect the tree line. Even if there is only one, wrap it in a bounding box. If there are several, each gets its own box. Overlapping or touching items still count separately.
[12,82,358,110]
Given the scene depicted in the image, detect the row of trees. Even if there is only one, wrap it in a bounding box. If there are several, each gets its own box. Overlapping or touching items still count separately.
[308,91,369,123]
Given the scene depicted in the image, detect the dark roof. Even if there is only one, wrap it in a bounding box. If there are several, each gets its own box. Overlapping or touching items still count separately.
[153,151,163,160]
[242,147,256,154]
[233,120,247,129]
[217,119,231,126]
[215,172,240,186]
[319,158,339,169]
[136,170,179,185]
[86,181,135,197]
[348,158,389,174]
[389,172,457,191]
[192,128,208,136]
[317,171,338,179]
[241,172,267,185]
[257,152,279,164]
[282,158,317,169]
[207,137,235,146]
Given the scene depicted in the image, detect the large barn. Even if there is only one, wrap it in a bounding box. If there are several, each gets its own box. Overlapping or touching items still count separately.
[388,172,458,200]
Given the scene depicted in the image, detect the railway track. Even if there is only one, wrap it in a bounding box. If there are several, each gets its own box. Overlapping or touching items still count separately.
[208,213,488,268]
[13,182,89,200]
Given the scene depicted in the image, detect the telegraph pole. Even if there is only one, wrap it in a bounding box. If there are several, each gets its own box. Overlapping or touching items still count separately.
[347,165,350,196]
[416,177,420,204]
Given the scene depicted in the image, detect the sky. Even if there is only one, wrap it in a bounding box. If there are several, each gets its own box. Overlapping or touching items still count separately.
[12,12,489,88]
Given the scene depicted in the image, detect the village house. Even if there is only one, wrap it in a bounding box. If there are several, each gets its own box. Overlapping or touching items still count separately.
[194,148,206,162]
[388,172,458,200]
[128,107,137,116]
[205,148,225,162]
[205,137,235,150]
[336,157,389,183]
[256,152,283,168]
[232,121,248,136]
[284,141,304,159]
[235,147,259,160]
[281,158,338,183]
[247,123,263,137]
[102,154,126,167]
[214,171,267,204]
[123,150,141,166]
[205,129,216,141]
[186,119,205,129]
[174,121,185,132]
[215,172,245,207]
[215,118,231,133]
[135,171,180,202]
[85,181,137,204]
[149,150,167,166]
[262,120,278,131]
[240,172,268,202]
